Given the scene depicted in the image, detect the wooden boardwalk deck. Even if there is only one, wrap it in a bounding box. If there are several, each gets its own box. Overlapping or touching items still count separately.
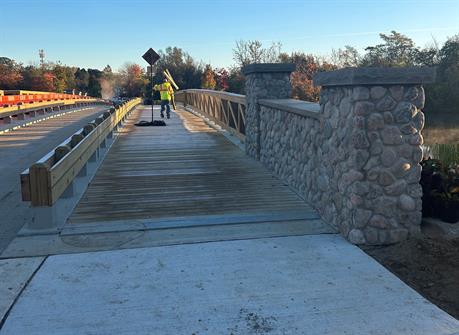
[66,106,324,234]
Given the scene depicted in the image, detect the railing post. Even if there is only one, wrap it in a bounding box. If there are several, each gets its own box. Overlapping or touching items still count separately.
[29,163,52,207]
[242,63,295,160]
[313,67,435,244]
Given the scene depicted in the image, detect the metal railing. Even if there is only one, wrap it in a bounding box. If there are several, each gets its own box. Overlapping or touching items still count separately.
[175,89,246,140]
[0,101,108,125]
[0,90,95,108]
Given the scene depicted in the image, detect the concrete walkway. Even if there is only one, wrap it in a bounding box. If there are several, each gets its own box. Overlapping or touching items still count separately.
[1,235,459,334]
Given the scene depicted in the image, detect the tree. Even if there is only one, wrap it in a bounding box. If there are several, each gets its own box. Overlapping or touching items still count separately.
[280,52,336,102]
[425,34,459,115]
[152,47,203,90]
[361,31,418,67]
[119,63,147,97]
[0,57,23,89]
[227,40,282,94]
[232,40,282,68]
[201,64,216,89]
[52,64,76,93]
[438,35,459,70]
[227,67,245,94]
[87,69,103,97]
[415,42,440,67]
[25,67,55,91]
[331,46,361,68]
[215,68,229,91]
[75,68,89,92]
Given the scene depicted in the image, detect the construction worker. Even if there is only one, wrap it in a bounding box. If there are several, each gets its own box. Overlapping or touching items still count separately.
[153,77,174,119]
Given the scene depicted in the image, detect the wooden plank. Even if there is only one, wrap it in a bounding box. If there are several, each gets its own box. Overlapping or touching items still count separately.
[50,101,135,184]
[50,115,111,186]
[183,89,246,104]
[20,169,31,201]
[49,119,113,203]
[68,107,310,226]
[179,90,246,138]
[29,163,51,206]
[48,105,133,203]
[238,104,246,124]
[23,99,140,206]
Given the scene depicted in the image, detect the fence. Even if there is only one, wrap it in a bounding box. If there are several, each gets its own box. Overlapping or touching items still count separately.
[175,89,246,140]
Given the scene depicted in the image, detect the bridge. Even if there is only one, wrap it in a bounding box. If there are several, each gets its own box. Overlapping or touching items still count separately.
[0,65,458,334]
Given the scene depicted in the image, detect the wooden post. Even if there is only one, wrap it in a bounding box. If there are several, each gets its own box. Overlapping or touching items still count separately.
[29,163,52,207]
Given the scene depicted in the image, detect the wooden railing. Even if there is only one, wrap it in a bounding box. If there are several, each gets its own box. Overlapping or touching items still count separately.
[21,98,141,207]
[175,89,246,140]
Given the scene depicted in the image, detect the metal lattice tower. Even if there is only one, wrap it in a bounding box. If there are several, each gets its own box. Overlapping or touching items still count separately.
[39,49,45,67]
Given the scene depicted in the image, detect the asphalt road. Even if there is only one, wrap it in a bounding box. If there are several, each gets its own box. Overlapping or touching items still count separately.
[0,106,110,253]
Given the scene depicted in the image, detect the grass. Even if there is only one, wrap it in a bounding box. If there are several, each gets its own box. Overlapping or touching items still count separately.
[423,143,459,167]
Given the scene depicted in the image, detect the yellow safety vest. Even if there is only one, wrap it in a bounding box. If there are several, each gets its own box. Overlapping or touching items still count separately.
[154,82,173,101]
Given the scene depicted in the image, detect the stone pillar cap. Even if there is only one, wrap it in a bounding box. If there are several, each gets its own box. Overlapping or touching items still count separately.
[242,63,296,75]
[313,66,436,87]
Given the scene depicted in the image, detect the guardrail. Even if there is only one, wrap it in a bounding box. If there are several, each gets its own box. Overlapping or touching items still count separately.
[0,91,95,108]
[21,98,141,209]
[0,101,108,125]
[175,89,246,140]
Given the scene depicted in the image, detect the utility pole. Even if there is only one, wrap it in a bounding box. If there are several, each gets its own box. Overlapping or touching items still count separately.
[39,49,45,67]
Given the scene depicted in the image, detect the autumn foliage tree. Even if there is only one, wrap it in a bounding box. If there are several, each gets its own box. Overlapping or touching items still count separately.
[0,33,458,111]
[21,66,56,91]
[0,57,23,89]
[119,63,147,97]
[215,68,229,91]
[201,64,216,89]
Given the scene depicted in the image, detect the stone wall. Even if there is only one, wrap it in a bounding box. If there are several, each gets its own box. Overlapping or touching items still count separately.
[324,84,428,244]
[244,65,435,245]
[242,64,294,160]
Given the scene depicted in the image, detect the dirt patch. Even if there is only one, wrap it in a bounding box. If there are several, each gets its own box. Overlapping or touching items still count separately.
[361,235,459,319]
[228,308,278,334]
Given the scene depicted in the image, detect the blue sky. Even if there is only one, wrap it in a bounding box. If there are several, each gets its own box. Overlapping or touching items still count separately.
[1,0,458,71]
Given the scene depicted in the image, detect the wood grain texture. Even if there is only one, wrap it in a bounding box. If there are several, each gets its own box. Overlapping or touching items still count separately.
[23,99,140,206]
[69,106,316,228]
[176,90,246,139]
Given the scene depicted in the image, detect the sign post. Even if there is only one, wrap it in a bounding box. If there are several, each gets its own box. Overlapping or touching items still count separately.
[142,48,160,122]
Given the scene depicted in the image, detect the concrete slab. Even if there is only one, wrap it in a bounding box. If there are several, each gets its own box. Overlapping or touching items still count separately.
[0,257,44,323]
[1,235,458,334]
[423,217,459,239]
[1,219,334,258]
[62,210,322,235]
